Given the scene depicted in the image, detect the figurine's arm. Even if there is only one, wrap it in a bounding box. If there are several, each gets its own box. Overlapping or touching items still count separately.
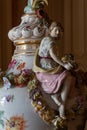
[49,47,73,70]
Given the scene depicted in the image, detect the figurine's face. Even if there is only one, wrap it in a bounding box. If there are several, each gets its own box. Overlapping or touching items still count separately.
[50,26,59,38]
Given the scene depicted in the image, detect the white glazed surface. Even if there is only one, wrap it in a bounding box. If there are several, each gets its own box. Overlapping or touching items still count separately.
[0,51,54,130]
[0,87,53,130]
[8,14,48,43]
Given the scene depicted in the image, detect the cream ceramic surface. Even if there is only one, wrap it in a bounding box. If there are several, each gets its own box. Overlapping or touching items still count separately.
[0,1,51,128]
[0,86,53,130]
[8,14,48,44]
[0,44,54,130]
[0,0,87,130]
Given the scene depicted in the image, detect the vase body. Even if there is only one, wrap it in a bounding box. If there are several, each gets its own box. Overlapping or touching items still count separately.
[0,44,53,130]
[0,2,87,129]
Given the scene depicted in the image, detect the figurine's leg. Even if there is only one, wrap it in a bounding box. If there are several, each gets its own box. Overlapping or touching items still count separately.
[51,94,62,120]
[51,94,66,119]
[59,75,75,119]
[51,94,61,106]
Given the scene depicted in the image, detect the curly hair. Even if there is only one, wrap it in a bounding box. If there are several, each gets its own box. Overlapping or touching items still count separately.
[49,22,64,33]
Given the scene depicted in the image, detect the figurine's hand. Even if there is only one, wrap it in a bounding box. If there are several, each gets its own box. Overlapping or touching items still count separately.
[64,63,73,70]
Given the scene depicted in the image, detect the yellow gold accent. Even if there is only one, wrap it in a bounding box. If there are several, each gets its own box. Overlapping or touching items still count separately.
[14,44,39,55]
[14,52,35,55]
[15,40,41,45]
[22,13,37,17]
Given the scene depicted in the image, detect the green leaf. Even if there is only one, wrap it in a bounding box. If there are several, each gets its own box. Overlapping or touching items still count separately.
[0,111,4,118]
[0,119,4,128]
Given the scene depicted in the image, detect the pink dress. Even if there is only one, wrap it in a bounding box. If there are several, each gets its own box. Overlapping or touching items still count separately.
[35,36,71,94]
[36,70,70,94]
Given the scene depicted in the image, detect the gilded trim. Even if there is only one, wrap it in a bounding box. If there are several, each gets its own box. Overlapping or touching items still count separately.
[15,40,40,45]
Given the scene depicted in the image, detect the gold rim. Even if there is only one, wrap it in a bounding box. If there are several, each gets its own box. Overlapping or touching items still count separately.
[15,40,41,45]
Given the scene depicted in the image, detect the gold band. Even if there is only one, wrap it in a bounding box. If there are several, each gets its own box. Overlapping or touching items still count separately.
[14,52,35,55]
[15,40,41,45]
[14,44,39,55]
[22,13,37,17]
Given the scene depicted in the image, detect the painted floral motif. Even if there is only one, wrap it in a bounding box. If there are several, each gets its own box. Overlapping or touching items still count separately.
[3,77,11,89]
[17,62,25,71]
[0,95,14,105]
[0,69,32,88]
[0,58,33,88]
[7,69,32,87]
[8,59,25,72]
[6,115,27,130]
[0,111,5,129]
[5,95,14,102]
[8,59,17,70]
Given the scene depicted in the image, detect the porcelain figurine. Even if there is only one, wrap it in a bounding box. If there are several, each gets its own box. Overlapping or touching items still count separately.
[33,21,75,119]
[0,1,53,130]
[32,22,87,130]
[0,0,87,130]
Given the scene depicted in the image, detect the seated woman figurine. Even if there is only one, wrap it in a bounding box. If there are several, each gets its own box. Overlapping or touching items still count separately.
[33,22,76,119]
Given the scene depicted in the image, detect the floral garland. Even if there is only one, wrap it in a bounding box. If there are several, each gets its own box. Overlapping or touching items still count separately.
[0,58,33,88]
[27,67,87,130]
[27,74,67,130]
[0,69,33,88]
[7,69,33,87]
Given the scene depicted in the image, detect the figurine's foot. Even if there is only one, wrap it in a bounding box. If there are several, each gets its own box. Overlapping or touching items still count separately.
[59,104,66,119]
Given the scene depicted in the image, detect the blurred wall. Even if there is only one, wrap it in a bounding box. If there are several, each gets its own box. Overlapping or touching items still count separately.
[0,0,13,70]
[0,0,64,70]
[0,0,87,71]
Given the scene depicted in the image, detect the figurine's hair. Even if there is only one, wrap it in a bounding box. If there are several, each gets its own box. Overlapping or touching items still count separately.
[49,21,64,33]
[48,22,64,39]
